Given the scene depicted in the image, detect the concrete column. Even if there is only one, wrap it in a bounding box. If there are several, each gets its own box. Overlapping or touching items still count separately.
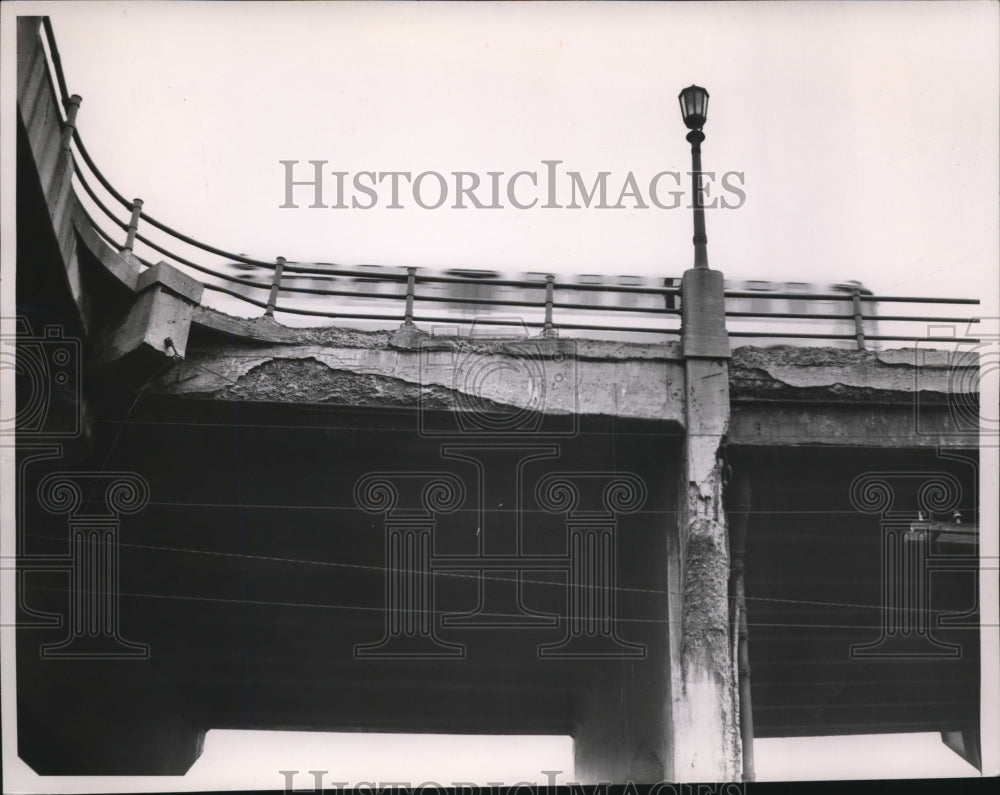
[574,657,669,785]
[574,668,630,783]
[667,267,741,781]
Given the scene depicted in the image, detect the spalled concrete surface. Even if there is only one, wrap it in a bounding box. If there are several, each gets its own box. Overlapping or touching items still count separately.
[729,345,978,403]
[156,319,688,423]
[728,346,980,447]
[167,323,978,431]
[670,353,741,782]
[192,307,684,360]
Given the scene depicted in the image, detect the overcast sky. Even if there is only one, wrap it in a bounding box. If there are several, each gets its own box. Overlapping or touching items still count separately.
[2,1,998,791]
[27,0,1000,305]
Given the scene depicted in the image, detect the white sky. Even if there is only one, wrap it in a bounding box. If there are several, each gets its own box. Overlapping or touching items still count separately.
[2,1,998,791]
[26,0,1000,303]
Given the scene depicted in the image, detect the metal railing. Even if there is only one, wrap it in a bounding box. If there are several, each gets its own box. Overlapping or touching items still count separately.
[34,17,981,348]
[723,288,980,349]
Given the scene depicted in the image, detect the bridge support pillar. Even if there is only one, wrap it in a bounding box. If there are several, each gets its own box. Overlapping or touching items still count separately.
[573,661,669,784]
[666,267,741,782]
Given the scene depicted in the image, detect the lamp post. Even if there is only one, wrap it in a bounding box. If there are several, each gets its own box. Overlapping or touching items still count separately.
[678,85,710,269]
[673,84,735,782]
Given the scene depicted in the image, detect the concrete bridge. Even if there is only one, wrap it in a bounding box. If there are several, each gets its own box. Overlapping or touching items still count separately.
[8,16,984,783]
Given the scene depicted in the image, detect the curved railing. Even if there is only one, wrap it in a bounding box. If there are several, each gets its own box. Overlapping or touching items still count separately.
[34,18,980,348]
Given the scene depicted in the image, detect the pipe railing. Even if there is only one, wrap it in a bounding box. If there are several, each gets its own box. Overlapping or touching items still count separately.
[724,288,981,350]
[35,16,981,346]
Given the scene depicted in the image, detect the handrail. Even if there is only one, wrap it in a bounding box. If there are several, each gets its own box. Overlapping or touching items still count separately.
[71,170,129,236]
[723,289,978,305]
[725,289,981,348]
[32,16,982,349]
[40,18,70,115]
[726,310,975,323]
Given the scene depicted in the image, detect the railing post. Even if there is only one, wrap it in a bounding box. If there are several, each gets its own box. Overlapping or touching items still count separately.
[60,94,81,151]
[542,274,557,338]
[265,256,286,317]
[403,267,417,326]
[123,198,143,252]
[851,288,866,351]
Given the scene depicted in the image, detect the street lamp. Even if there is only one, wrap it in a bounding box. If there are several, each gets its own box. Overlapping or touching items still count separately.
[678,85,710,268]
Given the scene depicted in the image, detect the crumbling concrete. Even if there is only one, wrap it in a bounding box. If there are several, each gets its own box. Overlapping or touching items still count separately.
[728,346,980,447]
[154,326,688,424]
[729,346,977,403]
[669,360,741,782]
[667,268,741,782]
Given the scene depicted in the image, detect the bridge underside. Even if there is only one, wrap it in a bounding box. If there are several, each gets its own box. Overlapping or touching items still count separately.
[729,446,979,739]
[14,385,980,774]
[17,396,678,774]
